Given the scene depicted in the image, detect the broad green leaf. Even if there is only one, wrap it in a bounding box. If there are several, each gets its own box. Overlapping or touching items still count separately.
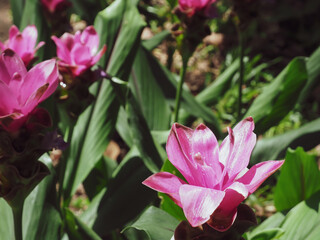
[0,200,14,239]
[95,0,146,78]
[142,30,171,51]
[278,191,320,240]
[62,79,119,201]
[91,156,157,236]
[245,228,284,240]
[63,0,144,200]
[251,117,320,164]
[83,155,118,200]
[298,45,320,104]
[140,46,221,136]
[159,160,186,221]
[179,59,239,124]
[65,208,102,240]
[10,0,24,25]
[129,45,171,130]
[274,148,320,211]
[68,0,107,24]
[24,154,61,240]
[244,57,308,134]
[122,206,180,240]
[196,59,240,106]
[20,0,54,61]
[126,91,164,173]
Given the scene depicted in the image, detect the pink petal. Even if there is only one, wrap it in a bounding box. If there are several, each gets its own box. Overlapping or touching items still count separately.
[166,123,197,185]
[179,185,225,227]
[2,49,27,79]
[191,124,222,187]
[208,182,248,232]
[21,25,38,52]
[219,117,256,181]
[22,83,49,115]
[237,160,285,194]
[142,172,187,207]
[19,59,58,105]
[90,44,107,66]
[80,26,99,55]
[0,41,5,50]
[0,53,11,85]
[0,80,18,116]
[52,34,73,63]
[9,25,19,39]
[71,43,92,65]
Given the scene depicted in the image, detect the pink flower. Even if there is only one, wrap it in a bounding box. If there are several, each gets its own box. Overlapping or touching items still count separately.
[178,0,217,18]
[143,117,284,232]
[41,0,71,14]
[0,49,59,131]
[0,25,45,67]
[51,26,107,77]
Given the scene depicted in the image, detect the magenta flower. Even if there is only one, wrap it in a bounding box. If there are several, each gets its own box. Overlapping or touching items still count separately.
[0,25,45,67]
[0,49,59,131]
[178,0,217,18]
[41,0,71,14]
[51,26,107,77]
[143,117,284,232]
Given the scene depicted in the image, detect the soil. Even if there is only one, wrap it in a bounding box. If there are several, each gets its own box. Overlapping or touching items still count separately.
[0,0,11,42]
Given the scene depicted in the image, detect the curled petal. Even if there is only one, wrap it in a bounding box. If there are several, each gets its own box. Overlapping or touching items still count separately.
[80,26,99,55]
[237,160,285,195]
[52,34,73,63]
[179,185,225,227]
[219,117,256,180]
[21,25,38,52]
[91,44,107,66]
[143,172,186,207]
[166,123,197,185]
[208,182,248,232]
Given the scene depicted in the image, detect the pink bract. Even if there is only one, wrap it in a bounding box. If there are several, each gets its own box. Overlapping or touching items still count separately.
[178,0,217,18]
[41,0,70,13]
[51,26,107,77]
[0,49,59,131]
[0,25,45,67]
[143,117,284,232]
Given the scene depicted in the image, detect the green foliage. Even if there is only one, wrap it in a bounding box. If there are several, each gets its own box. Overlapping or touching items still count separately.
[274,148,320,211]
[245,57,308,134]
[123,206,180,240]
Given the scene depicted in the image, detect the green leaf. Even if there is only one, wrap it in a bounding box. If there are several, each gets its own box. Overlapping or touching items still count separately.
[23,154,62,240]
[278,190,320,240]
[179,59,239,125]
[20,0,54,61]
[251,117,320,164]
[126,91,164,173]
[246,228,285,240]
[142,30,171,51]
[122,206,180,240]
[298,45,320,104]
[159,160,186,221]
[0,200,14,239]
[68,0,107,24]
[274,147,320,211]
[10,0,24,25]
[244,57,308,134]
[140,45,221,136]
[65,208,102,240]
[91,156,157,236]
[129,45,171,130]
[63,79,119,201]
[63,0,144,200]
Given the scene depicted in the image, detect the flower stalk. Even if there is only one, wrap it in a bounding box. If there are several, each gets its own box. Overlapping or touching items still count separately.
[12,201,24,240]
[173,51,191,123]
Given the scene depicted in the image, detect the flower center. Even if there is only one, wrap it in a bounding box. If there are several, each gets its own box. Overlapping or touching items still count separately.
[194,152,204,165]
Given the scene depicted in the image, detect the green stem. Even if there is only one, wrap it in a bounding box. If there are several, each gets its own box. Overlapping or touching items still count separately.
[12,203,24,240]
[173,54,190,123]
[238,30,245,120]
[58,125,74,206]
